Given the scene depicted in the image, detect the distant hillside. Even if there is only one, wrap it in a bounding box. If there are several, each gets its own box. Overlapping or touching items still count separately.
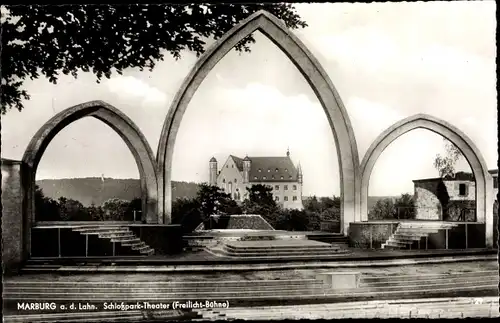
[36,178,402,210]
[36,178,201,206]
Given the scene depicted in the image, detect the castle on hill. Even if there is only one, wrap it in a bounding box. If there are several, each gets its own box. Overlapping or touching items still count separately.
[209,149,304,210]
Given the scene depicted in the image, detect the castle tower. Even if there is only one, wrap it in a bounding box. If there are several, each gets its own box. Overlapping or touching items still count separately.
[243,155,251,183]
[297,162,303,185]
[286,147,290,157]
[209,157,218,186]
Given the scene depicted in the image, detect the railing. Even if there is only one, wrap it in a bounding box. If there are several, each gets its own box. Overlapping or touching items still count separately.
[370,206,477,222]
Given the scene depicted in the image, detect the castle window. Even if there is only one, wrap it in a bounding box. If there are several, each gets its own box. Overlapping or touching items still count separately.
[226,165,228,168]
[234,179,237,183]
[275,196,279,201]
[280,176,284,179]
[232,165,234,168]
[275,185,279,190]
[258,169,262,172]
[222,179,226,183]
[285,168,288,172]
[293,196,297,201]
[284,185,288,190]
[293,185,297,190]
[254,176,258,180]
[272,175,275,179]
[284,196,289,201]
[458,183,468,196]
[275,168,279,172]
[289,176,292,179]
[494,177,498,189]
[268,169,271,172]
[263,176,267,180]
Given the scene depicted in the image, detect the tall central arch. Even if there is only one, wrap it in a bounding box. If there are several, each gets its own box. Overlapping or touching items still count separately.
[157,10,360,234]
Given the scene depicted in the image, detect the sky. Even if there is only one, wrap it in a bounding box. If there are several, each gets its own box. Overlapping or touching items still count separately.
[1,2,497,197]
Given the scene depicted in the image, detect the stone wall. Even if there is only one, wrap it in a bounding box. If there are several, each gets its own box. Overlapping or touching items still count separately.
[1,159,24,274]
[414,181,442,220]
[414,179,477,221]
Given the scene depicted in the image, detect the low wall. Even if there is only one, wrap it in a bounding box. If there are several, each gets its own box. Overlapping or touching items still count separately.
[348,222,399,249]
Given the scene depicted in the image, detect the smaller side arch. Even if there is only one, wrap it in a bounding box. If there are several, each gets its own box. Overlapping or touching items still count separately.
[22,100,159,255]
[359,114,493,247]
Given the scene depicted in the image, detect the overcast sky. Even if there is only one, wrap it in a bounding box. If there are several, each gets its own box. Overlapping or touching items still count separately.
[1,2,497,197]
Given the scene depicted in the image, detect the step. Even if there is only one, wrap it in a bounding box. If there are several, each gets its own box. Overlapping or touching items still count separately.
[362,270,498,283]
[4,279,323,288]
[360,277,498,288]
[223,245,343,252]
[388,237,418,244]
[222,246,345,253]
[3,284,328,294]
[98,232,135,238]
[393,233,425,239]
[73,227,130,232]
[5,284,496,302]
[112,237,141,244]
[385,241,410,247]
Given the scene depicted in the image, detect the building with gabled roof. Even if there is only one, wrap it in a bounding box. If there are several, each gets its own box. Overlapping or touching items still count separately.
[209,149,304,210]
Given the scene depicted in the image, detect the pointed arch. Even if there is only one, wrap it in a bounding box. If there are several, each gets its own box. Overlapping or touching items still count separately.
[359,114,493,247]
[157,10,360,233]
[22,100,159,253]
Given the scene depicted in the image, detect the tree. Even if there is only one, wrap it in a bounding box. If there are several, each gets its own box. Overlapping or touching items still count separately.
[58,197,86,220]
[434,138,464,178]
[126,198,142,221]
[1,4,307,114]
[369,198,396,220]
[101,198,130,220]
[241,184,279,221]
[34,185,61,221]
[303,195,322,213]
[172,197,202,232]
[196,183,236,226]
[394,193,415,219]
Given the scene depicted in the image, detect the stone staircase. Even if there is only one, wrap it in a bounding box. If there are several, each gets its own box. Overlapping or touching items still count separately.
[382,222,458,250]
[206,239,351,259]
[72,226,155,256]
[3,270,497,316]
[196,297,500,320]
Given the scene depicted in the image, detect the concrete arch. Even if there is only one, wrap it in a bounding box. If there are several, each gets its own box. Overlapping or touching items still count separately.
[156,10,360,233]
[22,100,159,235]
[359,114,493,247]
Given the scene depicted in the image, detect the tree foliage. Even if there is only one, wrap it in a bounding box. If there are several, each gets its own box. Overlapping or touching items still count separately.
[1,4,307,114]
[34,185,141,221]
[369,194,416,220]
[434,138,464,178]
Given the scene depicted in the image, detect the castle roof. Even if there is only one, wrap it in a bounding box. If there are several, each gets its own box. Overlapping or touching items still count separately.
[210,157,217,162]
[229,155,299,183]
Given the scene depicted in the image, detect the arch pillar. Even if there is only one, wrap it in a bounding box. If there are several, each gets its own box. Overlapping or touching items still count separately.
[359,114,494,247]
[22,101,159,254]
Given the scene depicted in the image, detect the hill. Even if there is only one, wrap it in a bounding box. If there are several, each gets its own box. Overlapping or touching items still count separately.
[36,178,402,210]
[36,178,201,206]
